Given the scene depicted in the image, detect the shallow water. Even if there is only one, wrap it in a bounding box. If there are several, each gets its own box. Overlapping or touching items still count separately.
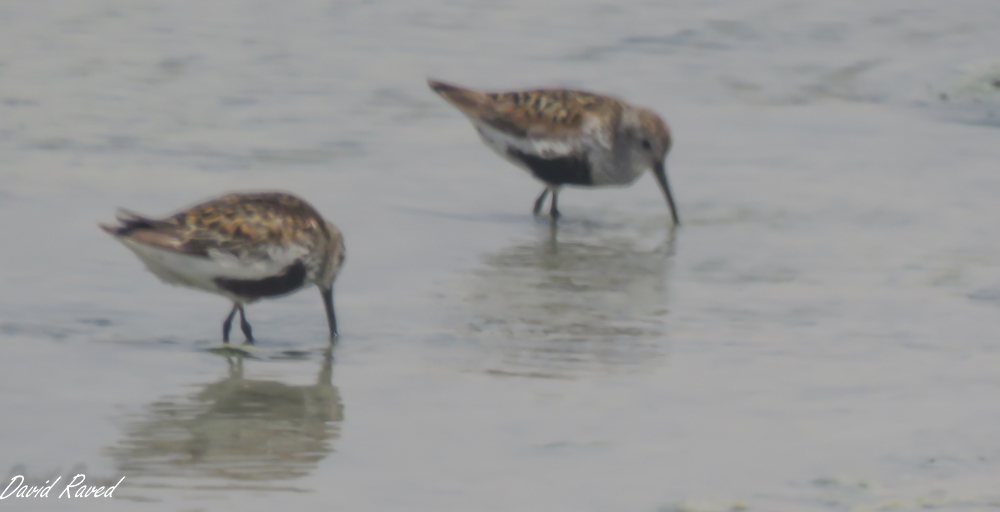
[3,1,1000,510]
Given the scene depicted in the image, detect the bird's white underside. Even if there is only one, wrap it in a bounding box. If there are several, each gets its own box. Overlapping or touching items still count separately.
[118,237,310,301]
[474,122,577,160]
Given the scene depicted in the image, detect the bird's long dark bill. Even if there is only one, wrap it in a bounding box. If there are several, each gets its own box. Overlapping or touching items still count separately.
[653,161,680,226]
[321,287,338,339]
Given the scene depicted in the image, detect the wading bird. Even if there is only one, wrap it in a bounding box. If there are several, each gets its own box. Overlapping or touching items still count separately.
[101,192,345,343]
[429,79,678,223]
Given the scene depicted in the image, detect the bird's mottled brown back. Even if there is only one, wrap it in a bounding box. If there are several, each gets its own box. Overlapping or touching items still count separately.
[481,89,623,136]
[162,192,330,257]
[430,80,623,138]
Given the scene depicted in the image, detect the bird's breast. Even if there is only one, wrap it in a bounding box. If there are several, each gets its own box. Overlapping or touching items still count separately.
[588,159,647,186]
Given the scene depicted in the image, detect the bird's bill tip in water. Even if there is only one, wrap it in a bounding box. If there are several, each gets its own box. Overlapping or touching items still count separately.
[653,161,680,226]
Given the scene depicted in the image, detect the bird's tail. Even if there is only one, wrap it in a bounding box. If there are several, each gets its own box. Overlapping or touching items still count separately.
[100,209,162,236]
[427,79,491,112]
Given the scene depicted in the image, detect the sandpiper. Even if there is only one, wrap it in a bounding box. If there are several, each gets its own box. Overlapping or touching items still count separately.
[428,79,678,223]
[101,191,345,343]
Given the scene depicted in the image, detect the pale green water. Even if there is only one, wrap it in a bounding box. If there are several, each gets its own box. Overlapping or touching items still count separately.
[3,1,1000,510]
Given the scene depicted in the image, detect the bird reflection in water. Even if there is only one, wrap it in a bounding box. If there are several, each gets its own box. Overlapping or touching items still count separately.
[465,221,675,378]
[107,348,341,488]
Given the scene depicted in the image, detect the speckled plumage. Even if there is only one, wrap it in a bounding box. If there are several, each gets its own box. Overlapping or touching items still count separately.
[463,88,624,138]
[429,79,679,223]
[101,191,345,342]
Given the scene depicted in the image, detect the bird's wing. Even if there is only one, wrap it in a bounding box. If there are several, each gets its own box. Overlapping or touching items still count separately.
[104,193,321,281]
[429,80,620,148]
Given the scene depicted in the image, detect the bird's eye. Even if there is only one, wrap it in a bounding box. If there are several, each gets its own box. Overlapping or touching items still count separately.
[641,139,652,150]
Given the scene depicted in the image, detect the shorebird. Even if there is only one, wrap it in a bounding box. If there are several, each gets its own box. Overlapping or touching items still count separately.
[101,192,345,343]
[428,79,678,223]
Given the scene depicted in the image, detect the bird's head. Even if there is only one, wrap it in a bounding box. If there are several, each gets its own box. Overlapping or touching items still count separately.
[633,108,678,225]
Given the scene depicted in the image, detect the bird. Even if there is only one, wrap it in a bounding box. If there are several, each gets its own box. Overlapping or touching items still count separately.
[428,79,678,224]
[100,191,346,343]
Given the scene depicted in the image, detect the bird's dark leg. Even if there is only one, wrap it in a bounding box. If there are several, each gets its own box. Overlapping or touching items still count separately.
[222,303,238,343]
[549,188,561,219]
[321,287,338,341]
[533,187,550,215]
[237,304,254,344]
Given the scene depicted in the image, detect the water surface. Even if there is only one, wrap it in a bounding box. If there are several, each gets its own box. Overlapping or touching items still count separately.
[3,1,1000,510]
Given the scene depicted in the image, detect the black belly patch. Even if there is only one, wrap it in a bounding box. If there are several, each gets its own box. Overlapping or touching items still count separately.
[507,148,592,186]
[215,260,307,299]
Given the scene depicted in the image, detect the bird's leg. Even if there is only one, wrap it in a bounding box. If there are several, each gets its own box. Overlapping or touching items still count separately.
[550,188,561,219]
[533,187,550,215]
[237,304,254,344]
[222,303,238,343]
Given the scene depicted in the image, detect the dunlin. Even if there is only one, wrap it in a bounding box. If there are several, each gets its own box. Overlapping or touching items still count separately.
[101,192,345,343]
[429,79,678,223]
